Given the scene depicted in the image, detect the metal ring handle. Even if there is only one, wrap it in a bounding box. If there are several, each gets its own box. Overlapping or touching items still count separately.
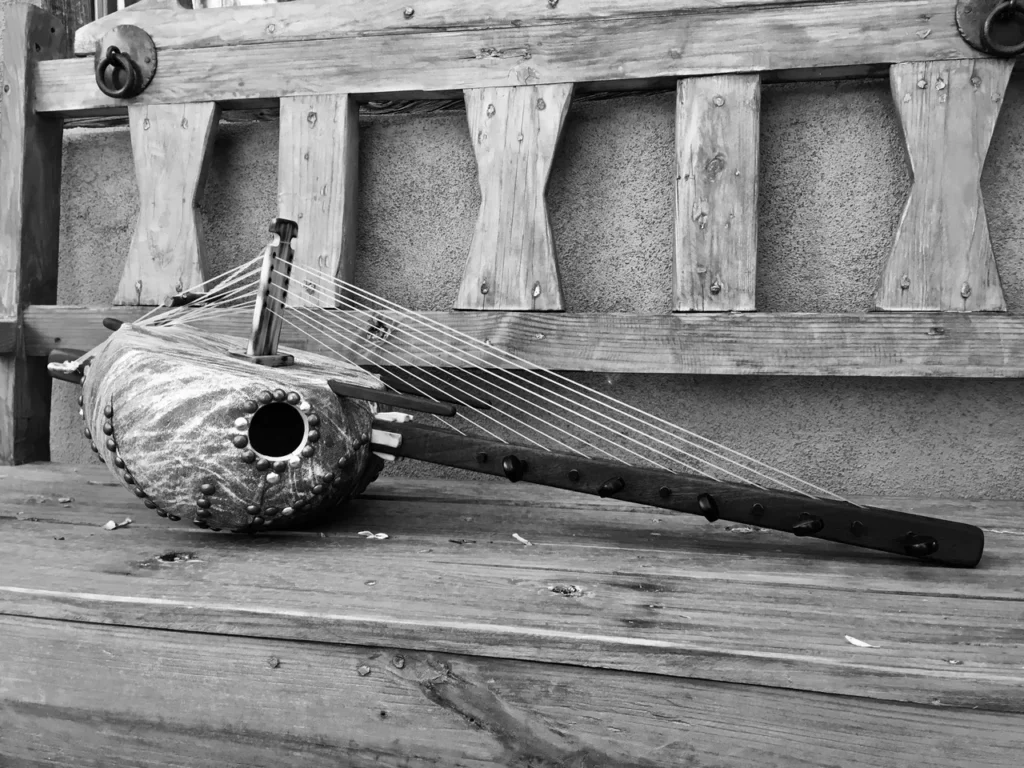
[96,45,140,99]
[982,0,1024,57]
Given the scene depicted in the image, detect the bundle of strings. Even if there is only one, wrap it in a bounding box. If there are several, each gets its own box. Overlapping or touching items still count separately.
[135,251,857,506]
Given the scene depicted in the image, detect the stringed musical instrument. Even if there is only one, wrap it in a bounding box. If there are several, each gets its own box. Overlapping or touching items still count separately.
[48,219,985,567]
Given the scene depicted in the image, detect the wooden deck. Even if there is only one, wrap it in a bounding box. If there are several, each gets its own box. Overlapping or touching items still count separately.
[1,462,1022,766]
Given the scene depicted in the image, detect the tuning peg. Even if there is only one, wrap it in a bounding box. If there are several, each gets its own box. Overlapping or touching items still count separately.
[791,515,824,536]
[502,455,526,483]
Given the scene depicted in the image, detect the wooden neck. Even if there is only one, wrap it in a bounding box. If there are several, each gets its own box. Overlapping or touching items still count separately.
[243,218,299,367]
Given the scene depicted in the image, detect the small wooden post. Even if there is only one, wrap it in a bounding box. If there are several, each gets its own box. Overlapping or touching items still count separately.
[114,102,220,306]
[278,93,359,308]
[675,74,761,312]
[0,6,68,464]
[875,59,1012,312]
[456,83,573,311]
[243,219,298,367]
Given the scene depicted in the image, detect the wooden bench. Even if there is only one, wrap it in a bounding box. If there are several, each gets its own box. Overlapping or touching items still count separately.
[1,1,1023,764]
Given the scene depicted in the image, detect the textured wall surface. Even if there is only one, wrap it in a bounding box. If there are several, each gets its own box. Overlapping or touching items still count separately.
[2,0,1021,499]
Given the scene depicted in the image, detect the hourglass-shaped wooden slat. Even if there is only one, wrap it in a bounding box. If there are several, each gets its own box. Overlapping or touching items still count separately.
[456,83,573,311]
[875,59,1012,312]
[115,102,220,306]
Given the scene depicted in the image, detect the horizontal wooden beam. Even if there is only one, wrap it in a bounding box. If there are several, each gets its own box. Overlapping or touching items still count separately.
[23,305,1024,377]
[38,0,984,116]
[0,320,15,355]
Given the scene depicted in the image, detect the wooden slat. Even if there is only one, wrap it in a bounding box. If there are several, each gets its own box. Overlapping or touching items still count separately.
[456,83,572,311]
[23,305,1024,377]
[114,102,220,305]
[3,616,1021,767]
[278,93,359,308]
[70,0,929,56]
[875,59,1013,312]
[38,0,983,116]
[1,466,1022,713]
[0,320,15,355]
[675,74,760,312]
[0,7,68,465]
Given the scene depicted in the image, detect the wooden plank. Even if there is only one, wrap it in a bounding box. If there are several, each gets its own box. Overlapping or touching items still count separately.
[278,93,359,308]
[875,59,1013,312]
[23,306,1024,377]
[70,0,920,56]
[4,618,1021,768]
[456,83,572,311]
[1,469,1022,711]
[675,74,760,311]
[114,102,220,305]
[38,1,983,116]
[46,0,92,40]
[0,7,68,465]
[0,320,15,355]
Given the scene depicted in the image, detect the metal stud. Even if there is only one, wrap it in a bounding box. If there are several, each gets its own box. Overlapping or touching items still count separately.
[103,404,113,418]
[300,445,315,458]
[308,429,320,444]
[256,458,271,471]
[241,450,256,464]
[196,508,212,519]
[77,394,84,406]
[598,477,625,498]
[102,422,114,435]
[264,507,279,518]
[232,435,249,449]
[144,499,157,509]
[266,472,281,485]
[114,456,125,469]
[123,473,135,485]
[233,417,248,429]
[312,484,325,495]
[850,520,864,536]
[697,493,719,522]
[307,414,320,427]
[200,483,216,495]
[321,472,335,483]
[567,469,580,482]
[90,443,99,453]
[273,460,287,472]
[258,391,273,404]
[273,389,286,401]
[83,427,92,439]
[286,391,301,405]
[282,506,295,516]
[133,487,146,498]
[791,516,824,536]
[155,508,168,517]
[197,498,211,509]
[751,503,765,518]
[242,400,258,413]
[193,519,210,528]
[299,401,312,413]
[167,513,181,521]
[658,486,672,499]
[245,504,260,515]
[288,456,301,469]
[252,516,265,526]
[337,455,352,468]
[106,438,117,451]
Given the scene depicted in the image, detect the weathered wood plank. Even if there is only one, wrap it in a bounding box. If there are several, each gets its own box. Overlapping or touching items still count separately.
[278,93,359,308]
[456,83,572,311]
[0,319,15,355]
[675,74,760,311]
[114,102,220,306]
[4,617,1021,768]
[875,59,1013,312]
[70,0,927,55]
[23,306,1024,377]
[38,1,982,116]
[1,467,1022,711]
[0,7,68,465]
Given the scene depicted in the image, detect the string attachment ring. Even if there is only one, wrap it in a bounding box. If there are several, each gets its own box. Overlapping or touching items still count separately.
[956,0,1024,57]
[94,25,158,99]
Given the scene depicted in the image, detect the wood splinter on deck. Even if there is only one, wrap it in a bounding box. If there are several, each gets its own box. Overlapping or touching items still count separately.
[875,58,1013,312]
[456,83,574,311]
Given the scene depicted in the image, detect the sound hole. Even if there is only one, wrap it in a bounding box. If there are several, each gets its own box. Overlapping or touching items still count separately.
[248,402,306,458]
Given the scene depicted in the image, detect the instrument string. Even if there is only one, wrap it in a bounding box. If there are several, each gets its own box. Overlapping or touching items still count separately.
[271,267,747,481]
[286,263,852,501]
[135,255,265,327]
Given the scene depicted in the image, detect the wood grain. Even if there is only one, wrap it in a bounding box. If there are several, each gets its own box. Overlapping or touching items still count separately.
[70,0,916,55]
[40,0,982,116]
[4,616,1022,768]
[1,465,1022,712]
[114,102,220,306]
[0,319,15,355]
[0,7,68,465]
[23,306,1024,377]
[675,74,760,312]
[875,59,1013,312]
[278,93,359,308]
[457,83,572,311]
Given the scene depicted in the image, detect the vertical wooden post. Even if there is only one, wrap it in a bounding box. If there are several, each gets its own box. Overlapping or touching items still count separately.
[456,83,573,311]
[0,6,68,464]
[278,93,359,308]
[875,59,1012,312]
[675,74,761,312]
[114,102,220,306]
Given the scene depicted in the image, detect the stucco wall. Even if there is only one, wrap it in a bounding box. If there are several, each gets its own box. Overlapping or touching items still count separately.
[4,2,1024,499]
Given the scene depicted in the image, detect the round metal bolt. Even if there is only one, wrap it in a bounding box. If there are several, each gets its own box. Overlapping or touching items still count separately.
[568,469,580,482]
[133,487,147,498]
[90,443,99,453]
[196,508,212,519]
[273,460,287,473]
[308,429,320,444]
[286,392,301,405]
[480,281,489,295]
[272,389,286,402]
[258,391,273,405]
[241,450,257,464]
[713,95,725,107]
[77,394,84,406]
[256,458,271,471]
[321,472,335,483]
[123,473,135,485]
[917,79,927,89]
[392,655,406,669]
[252,516,265,526]
[103,404,113,418]
[312,484,325,495]
[300,445,315,458]
[709,280,722,295]
[266,472,281,485]
[537,98,546,110]
[83,427,92,440]
[233,417,248,429]
[106,438,117,451]
[403,7,414,19]
[155,508,168,518]
[357,665,371,676]
[114,456,125,469]
[242,400,258,413]
[197,498,211,509]
[192,519,209,529]
[307,414,320,427]
[166,513,181,522]
[144,499,157,509]
[200,483,216,495]
[246,504,260,515]
[102,421,114,436]
[232,435,249,449]
[961,282,972,299]
[282,506,295,516]
[263,507,279,518]
[900,274,911,290]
